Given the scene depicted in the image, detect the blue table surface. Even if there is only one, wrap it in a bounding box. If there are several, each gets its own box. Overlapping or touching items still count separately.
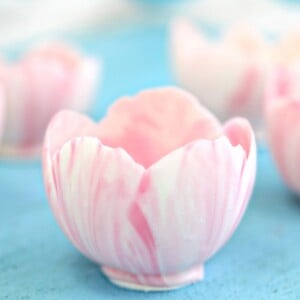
[1,23,300,300]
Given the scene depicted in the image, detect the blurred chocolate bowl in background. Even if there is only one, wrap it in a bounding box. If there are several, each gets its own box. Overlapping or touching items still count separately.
[170,18,300,141]
[0,42,99,157]
[0,0,299,153]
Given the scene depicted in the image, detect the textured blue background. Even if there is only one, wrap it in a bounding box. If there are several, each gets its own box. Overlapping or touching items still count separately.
[1,24,300,299]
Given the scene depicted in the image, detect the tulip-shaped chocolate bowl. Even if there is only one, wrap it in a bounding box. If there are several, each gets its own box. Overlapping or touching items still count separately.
[43,87,256,291]
[0,43,99,157]
[171,18,300,135]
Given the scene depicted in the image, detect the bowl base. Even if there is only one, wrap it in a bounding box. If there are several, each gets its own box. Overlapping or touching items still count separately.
[101,264,204,291]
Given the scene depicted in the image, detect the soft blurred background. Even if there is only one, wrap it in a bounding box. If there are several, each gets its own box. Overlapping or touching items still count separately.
[1,0,300,47]
[2,0,299,118]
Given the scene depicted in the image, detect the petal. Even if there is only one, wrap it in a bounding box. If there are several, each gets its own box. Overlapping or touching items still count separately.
[0,65,30,146]
[44,110,96,158]
[275,30,300,64]
[43,137,160,276]
[266,68,300,193]
[26,43,99,112]
[26,43,81,67]
[97,87,222,168]
[171,17,207,67]
[223,23,266,56]
[223,117,255,159]
[130,125,255,277]
[223,118,256,230]
[265,67,300,106]
[267,99,300,192]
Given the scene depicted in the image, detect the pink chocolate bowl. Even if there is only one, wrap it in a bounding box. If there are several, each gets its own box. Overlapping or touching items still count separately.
[43,87,256,291]
[171,18,300,137]
[0,43,99,157]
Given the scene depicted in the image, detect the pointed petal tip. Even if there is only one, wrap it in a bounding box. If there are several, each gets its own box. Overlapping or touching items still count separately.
[223,117,256,158]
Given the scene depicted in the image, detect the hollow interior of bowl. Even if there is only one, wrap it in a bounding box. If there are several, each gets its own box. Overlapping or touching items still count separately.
[95,90,222,168]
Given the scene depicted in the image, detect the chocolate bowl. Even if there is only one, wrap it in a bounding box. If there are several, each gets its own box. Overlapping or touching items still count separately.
[171,18,300,136]
[0,43,99,157]
[43,87,256,291]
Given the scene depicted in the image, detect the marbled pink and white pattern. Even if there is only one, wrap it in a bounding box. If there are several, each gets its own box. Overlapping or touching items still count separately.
[0,43,99,157]
[43,87,256,291]
[171,19,300,135]
[266,68,300,194]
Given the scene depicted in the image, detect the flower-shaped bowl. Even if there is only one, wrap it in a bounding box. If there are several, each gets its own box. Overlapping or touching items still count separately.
[171,19,300,136]
[1,43,99,157]
[43,87,256,291]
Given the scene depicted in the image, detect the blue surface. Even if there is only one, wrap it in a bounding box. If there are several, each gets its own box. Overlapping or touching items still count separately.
[1,24,300,299]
